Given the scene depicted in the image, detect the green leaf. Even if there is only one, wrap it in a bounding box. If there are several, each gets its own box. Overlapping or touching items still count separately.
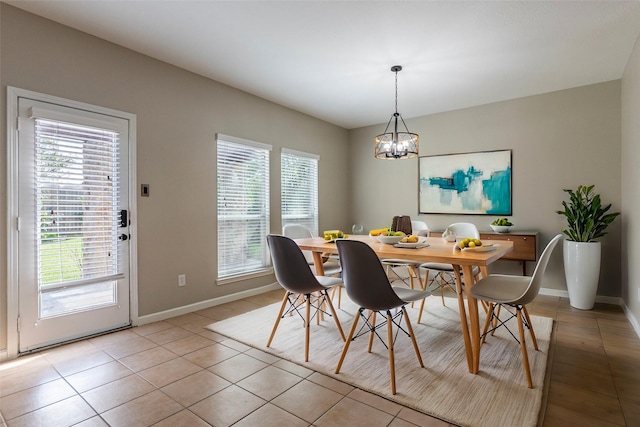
[556,185,620,242]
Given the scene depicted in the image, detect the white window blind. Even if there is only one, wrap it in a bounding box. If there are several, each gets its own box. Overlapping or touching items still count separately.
[217,135,271,279]
[34,118,122,314]
[281,149,319,236]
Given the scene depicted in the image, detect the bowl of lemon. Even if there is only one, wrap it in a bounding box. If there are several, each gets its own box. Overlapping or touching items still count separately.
[456,238,483,249]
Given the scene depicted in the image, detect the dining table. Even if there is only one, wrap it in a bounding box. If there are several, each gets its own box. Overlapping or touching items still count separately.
[294,234,514,375]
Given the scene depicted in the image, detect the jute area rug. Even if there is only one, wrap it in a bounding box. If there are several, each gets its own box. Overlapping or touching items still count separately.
[206,293,552,427]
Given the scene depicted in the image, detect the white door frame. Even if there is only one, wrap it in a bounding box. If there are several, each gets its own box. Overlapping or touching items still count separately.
[6,86,139,359]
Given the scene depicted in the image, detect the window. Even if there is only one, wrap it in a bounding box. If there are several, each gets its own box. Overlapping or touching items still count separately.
[281,149,319,236]
[34,117,123,316]
[216,134,271,280]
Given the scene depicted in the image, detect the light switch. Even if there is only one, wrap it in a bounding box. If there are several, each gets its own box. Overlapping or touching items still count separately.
[141,184,150,197]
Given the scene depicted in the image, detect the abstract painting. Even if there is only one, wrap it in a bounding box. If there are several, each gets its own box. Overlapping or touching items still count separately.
[419,150,512,215]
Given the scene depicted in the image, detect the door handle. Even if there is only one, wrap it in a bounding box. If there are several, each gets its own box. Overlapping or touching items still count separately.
[119,210,128,228]
[118,234,129,241]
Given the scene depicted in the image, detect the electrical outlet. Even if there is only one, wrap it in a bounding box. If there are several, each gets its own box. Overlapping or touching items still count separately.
[178,274,186,287]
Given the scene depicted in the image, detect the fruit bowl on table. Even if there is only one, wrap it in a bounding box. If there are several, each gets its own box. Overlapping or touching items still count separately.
[490,225,512,233]
[376,235,405,245]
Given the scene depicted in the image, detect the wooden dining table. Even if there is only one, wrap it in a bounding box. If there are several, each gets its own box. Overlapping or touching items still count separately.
[294,234,514,374]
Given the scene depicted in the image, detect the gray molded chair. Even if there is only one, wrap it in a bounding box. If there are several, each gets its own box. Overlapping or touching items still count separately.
[283,223,344,307]
[469,233,563,388]
[266,234,346,362]
[420,222,481,308]
[335,239,431,395]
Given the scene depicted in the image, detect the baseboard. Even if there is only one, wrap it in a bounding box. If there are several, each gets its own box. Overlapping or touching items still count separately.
[621,302,640,339]
[137,283,281,326]
[538,288,622,305]
[538,288,569,298]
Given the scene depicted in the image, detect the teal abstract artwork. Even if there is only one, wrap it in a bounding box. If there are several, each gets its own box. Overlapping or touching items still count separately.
[419,150,512,215]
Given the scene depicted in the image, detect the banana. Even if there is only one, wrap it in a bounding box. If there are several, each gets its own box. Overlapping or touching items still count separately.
[369,227,389,236]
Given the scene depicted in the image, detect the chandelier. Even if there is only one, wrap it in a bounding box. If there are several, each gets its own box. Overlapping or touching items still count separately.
[374,65,419,160]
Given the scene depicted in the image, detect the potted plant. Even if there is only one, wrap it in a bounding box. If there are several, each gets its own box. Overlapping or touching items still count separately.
[556,185,619,309]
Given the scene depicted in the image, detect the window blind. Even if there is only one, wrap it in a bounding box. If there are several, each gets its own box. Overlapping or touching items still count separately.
[217,135,271,279]
[35,118,121,290]
[281,149,319,236]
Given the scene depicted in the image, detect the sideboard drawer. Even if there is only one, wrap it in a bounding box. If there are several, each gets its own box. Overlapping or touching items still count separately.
[479,233,537,262]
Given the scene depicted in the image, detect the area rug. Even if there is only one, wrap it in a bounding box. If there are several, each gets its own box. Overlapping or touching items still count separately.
[206,294,552,427]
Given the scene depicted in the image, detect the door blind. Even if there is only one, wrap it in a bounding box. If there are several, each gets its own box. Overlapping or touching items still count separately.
[217,135,271,279]
[35,118,122,290]
[281,149,319,236]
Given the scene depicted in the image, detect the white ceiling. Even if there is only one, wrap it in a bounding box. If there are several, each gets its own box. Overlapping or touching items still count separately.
[6,1,640,129]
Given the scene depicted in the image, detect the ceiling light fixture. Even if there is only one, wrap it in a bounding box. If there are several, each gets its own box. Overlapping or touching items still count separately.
[374,65,419,160]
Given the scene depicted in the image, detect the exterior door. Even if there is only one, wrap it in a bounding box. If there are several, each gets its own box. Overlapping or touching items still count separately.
[16,96,132,352]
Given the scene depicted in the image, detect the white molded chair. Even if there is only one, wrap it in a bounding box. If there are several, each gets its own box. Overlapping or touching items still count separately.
[411,220,430,236]
[469,233,563,388]
[419,222,481,309]
[282,224,341,277]
[381,219,429,303]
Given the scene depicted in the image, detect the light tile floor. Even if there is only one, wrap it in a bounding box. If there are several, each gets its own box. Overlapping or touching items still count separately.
[1,290,638,426]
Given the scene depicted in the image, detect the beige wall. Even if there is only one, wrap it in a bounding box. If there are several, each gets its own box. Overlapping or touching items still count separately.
[0,5,350,352]
[348,81,622,294]
[1,4,636,354]
[621,32,640,327]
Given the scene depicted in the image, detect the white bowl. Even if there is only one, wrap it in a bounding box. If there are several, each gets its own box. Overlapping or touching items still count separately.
[376,235,404,245]
[490,225,512,233]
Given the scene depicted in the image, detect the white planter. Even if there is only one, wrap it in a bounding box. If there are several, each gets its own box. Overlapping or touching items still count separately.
[563,240,601,310]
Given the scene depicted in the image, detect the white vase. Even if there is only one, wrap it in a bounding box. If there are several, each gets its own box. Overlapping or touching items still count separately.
[563,240,601,310]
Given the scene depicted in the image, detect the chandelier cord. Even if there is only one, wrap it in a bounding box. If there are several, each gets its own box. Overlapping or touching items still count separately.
[394,69,399,115]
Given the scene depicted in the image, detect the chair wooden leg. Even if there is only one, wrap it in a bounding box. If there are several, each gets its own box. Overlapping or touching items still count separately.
[387,311,397,395]
[522,306,538,350]
[408,266,416,307]
[418,270,429,324]
[330,286,342,309]
[316,292,322,325]
[403,307,424,368]
[408,266,415,290]
[481,303,494,344]
[267,291,290,347]
[481,300,490,314]
[436,272,448,306]
[517,308,533,388]
[422,269,429,291]
[335,309,361,374]
[418,296,426,324]
[305,294,311,362]
[491,305,502,336]
[323,290,346,341]
[414,265,425,290]
[368,311,377,353]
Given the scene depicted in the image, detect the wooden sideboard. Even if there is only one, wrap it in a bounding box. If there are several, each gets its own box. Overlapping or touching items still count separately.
[430,231,538,275]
